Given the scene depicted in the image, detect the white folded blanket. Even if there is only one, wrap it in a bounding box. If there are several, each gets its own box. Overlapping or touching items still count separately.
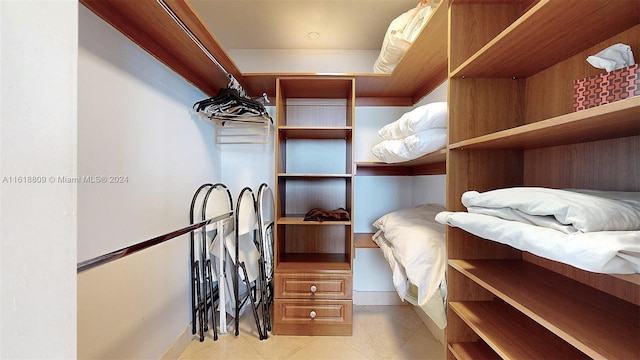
[437,187,640,274]
[436,211,640,274]
[462,187,640,233]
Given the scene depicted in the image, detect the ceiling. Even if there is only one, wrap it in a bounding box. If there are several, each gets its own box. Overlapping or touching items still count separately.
[189,0,421,51]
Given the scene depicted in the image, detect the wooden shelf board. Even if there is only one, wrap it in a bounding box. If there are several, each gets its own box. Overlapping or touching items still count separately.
[277,253,352,271]
[277,173,353,179]
[450,0,640,78]
[354,233,378,249]
[449,259,640,359]
[278,126,352,139]
[449,96,640,150]
[277,216,352,226]
[355,150,447,176]
[277,77,354,99]
[450,301,590,359]
[82,0,447,104]
[448,342,500,360]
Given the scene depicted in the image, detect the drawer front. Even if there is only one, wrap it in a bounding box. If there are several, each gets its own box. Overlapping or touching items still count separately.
[274,273,352,299]
[273,299,353,336]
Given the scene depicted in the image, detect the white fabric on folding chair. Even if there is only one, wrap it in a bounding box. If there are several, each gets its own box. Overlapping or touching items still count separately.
[257,185,275,281]
[202,184,233,333]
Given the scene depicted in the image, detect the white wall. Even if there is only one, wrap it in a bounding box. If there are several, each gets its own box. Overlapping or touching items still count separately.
[411,81,448,207]
[1,1,77,358]
[352,81,447,296]
[219,107,276,201]
[77,5,222,359]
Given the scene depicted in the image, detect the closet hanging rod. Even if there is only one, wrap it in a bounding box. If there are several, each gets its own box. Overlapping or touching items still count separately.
[156,0,247,97]
[77,211,232,273]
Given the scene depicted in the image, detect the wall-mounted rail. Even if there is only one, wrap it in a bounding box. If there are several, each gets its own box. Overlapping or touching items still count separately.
[77,211,233,273]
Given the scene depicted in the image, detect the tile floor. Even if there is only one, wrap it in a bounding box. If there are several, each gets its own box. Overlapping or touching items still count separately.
[179,305,445,360]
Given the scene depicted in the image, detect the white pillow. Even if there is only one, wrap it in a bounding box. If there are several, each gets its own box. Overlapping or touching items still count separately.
[378,102,448,140]
[372,204,446,306]
[403,3,434,43]
[371,128,447,163]
[373,22,412,73]
[373,4,432,74]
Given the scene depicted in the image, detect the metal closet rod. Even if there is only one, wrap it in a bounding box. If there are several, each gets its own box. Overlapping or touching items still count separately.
[156,0,247,97]
[77,211,233,273]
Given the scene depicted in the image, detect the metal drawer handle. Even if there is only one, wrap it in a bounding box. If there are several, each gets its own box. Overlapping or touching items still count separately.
[310,310,317,319]
[310,285,317,293]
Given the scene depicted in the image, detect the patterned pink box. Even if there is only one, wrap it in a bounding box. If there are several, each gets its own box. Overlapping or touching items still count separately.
[573,64,640,111]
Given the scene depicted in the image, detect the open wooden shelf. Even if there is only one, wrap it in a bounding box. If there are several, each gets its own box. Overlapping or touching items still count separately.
[449,259,640,359]
[354,233,377,249]
[276,216,351,226]
[81,0,448,103]
[449,300,589,359]
[277,173,353,179]
[449,96,640,150]
[277,253,352,271]
[278,127,352,139]
[448,342,499,360]
[355,150,446,176]
[450,0,640,79]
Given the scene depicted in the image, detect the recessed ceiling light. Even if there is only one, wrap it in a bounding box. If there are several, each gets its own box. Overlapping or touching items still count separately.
[307,32,320,40]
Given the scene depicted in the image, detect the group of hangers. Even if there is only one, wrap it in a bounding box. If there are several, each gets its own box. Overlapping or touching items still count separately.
[194,75,272,124]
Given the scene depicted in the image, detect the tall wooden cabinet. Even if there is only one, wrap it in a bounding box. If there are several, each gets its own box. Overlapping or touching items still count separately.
[445,0,640,359]
[272,77,355,336]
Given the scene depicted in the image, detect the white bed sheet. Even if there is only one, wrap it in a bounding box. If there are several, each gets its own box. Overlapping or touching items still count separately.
[373,230,447,329]
[437,187,640,274]
[371,204,447,328]
[462,187,640,233]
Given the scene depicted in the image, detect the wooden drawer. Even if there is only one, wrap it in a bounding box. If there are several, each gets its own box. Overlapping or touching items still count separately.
[274,273,352,299]
[272,299,353,336]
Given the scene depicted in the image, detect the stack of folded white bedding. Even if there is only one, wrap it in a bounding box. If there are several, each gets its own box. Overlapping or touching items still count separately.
[372,204,448,328]
[373,2,435,74]
[435,187,640,274]
[372,102,448,163]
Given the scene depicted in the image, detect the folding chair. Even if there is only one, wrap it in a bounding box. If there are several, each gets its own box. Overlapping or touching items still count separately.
[201,183,233,339]
[232,187,264,339]
[256,183,275,337]
[189,183,214,342]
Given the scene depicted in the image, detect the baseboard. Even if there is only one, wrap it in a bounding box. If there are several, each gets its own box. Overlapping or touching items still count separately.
[353,291,406,305]
[160,324,194,360]
[411,306,446,346]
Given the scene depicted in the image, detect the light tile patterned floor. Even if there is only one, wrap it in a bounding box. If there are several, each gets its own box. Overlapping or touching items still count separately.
[179,305,445,360]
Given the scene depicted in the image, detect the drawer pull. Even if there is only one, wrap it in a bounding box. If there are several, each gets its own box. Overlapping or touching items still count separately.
[310,310,317,319]
[310,285,317,293]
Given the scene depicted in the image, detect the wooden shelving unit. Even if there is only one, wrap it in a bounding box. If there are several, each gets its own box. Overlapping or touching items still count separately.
[81,0,448,103]
[273,77,355,336]
[446,1,640,359]
[80,0,640,353]
[355,150,446,176]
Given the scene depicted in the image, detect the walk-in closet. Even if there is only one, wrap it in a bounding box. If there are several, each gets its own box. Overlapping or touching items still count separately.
[2,1,638,359]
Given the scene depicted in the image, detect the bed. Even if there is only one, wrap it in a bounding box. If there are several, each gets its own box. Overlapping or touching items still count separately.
[372,204,448,329]
[436,187,640,274]
[372,102,447,163]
